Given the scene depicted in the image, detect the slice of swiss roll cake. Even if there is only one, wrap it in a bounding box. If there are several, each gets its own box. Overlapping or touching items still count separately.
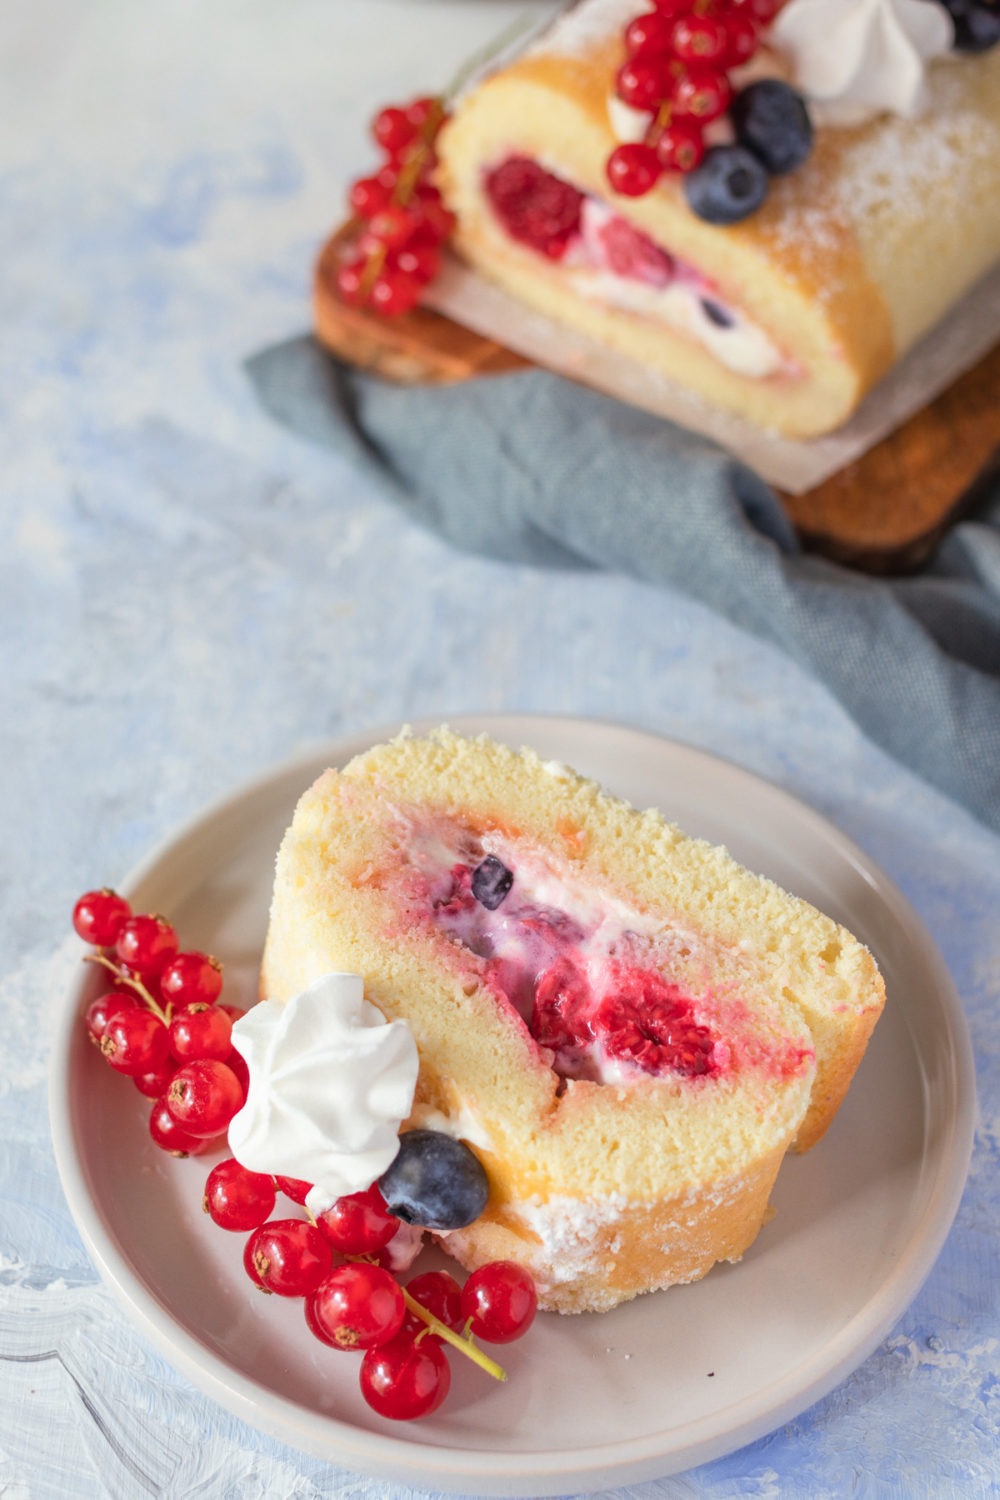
[260,728,884,1313]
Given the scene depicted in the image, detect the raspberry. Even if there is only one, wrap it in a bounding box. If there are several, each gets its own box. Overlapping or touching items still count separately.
[484,157,584,260]
[595,966,716,1077]
[531,956,592,1054]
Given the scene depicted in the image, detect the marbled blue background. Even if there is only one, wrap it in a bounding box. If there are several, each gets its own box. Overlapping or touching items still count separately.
[2,2,998,1495]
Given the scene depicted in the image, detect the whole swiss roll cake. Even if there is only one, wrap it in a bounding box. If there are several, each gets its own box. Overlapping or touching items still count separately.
[435,0,1000,437]
[260,728,884,1314]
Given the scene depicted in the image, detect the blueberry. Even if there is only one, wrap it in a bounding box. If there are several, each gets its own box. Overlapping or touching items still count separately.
[730,81,813,177]
[700,298,734,329]
[471,854,513,911]
[683,146,769,227]
[937,0,1000,51]
[378,1129,489,1230]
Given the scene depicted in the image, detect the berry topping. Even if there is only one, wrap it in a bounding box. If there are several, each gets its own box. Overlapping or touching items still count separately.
[471,855,514,911]
[133,1057,177,1098]
[730,80,813,177]
[606,142,663,198]
[159,950,223,1007]
[315,1183,399,1255]
[275,1174,313,1205]
[683,144,770,225]
[671,14,730,63]
[938,0,1000,50]
[244,1218,333,1297]
[84,990,137,1045]
[655,120,707,175]
[166,1057,244,1138]
[115,914,179,977]
[308,1263,406,1350]
[73,889,131,947]
[148,1097,214,1157]
[168,1002,233,1063]
[360,1332,451,1421]
[203,1159,277,1231]
[378,1129,489,1230]
[484,156,585,259]
[460,1261,538,1344]
[100,1009,170,1076]
[671,64,733,123]
[403,1270,464,1337]
[616,56,675,111]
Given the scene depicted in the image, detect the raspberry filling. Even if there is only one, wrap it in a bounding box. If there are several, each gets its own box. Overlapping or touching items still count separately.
[394,818,723,1085]
[482,154,789,380]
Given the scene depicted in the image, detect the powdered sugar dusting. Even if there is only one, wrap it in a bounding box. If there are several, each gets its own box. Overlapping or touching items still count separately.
[511,1191,632,1286]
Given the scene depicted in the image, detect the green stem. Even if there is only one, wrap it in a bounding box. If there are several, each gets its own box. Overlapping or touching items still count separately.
[401,1287,507,1381]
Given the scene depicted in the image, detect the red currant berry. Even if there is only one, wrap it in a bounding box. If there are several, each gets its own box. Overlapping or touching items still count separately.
[731,0,781,21]
[159,951,223,1008]
[166,1058,244,1138]
[671,14,729,62]
[168,1003,233,1063]
[203,1158,277,1231]
[100,1009,170,1076]
[656,119,706,172]
[406,96,445,137]
[369,271,422,318]
[403,1270,464,1337]
[115,914,178,977]
[615,58,673,111]
[73,889,131,947]
[460,1261,537,1344]
[308,1264,405,1350]
[227,1047,250,1097]
[275,1175,313,1205]
[84,990,137,1045]
[624,11,676,58]
[315,1184,398,1255]
[391,240,441,286]
[133,1057,177,1098]
[360,1333,451,1421]
[217,1004,246,1025]
[372,105,417,155]
[365,203,421,251]
[349,174,394,220]
[671,65,733,123]
[721,13,760,66]
[606,143,662,197]
[149,1098,214,1157]
[243,1218,332,1297]
[650,0,697,13]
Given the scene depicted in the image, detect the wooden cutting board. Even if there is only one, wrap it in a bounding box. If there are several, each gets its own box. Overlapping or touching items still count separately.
[314,230,1000,575]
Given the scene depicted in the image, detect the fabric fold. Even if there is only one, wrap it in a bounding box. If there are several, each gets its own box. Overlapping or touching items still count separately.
[247,336,1000,835]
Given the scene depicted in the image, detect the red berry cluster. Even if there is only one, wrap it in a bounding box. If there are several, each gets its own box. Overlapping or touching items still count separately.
[73,888,538,1422]
[337,97,456,318]
[218,1171,536,1420]
[74,889,247,1153]
[606,0,784,196]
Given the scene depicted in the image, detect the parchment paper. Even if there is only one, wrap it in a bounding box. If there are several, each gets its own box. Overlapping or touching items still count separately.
[424,257,1000,496]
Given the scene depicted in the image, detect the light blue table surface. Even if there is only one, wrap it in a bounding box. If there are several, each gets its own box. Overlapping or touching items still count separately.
[3,2,998,1495]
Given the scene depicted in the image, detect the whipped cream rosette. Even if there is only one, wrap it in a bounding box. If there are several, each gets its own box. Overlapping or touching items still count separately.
[228,972,419,1217]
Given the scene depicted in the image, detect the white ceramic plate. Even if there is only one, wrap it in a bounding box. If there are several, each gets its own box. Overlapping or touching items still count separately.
[50,715,975,1495]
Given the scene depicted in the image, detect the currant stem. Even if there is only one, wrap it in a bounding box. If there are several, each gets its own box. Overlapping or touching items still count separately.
[84,951,172,1026]
[401,1287,507,1381]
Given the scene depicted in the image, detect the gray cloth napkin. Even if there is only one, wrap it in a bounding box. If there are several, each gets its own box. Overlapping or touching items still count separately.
[247,336,1000,836]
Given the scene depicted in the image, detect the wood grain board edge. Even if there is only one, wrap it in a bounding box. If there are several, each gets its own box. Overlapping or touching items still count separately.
[315,228,1000,574]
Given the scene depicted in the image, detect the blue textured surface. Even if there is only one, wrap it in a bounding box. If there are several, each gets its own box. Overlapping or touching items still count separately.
[2,2,998,1496]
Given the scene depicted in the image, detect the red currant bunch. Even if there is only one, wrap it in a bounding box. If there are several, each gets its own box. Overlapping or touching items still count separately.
[337,94,455,319]
[74,889,247,1155]
[605,0,784,200]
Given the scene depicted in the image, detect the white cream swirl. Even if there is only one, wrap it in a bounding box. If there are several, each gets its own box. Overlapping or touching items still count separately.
[228,973,419,1216]
[770,0,953,124]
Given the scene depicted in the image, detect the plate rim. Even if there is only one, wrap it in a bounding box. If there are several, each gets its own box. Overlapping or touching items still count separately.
[48,712,978,1492]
